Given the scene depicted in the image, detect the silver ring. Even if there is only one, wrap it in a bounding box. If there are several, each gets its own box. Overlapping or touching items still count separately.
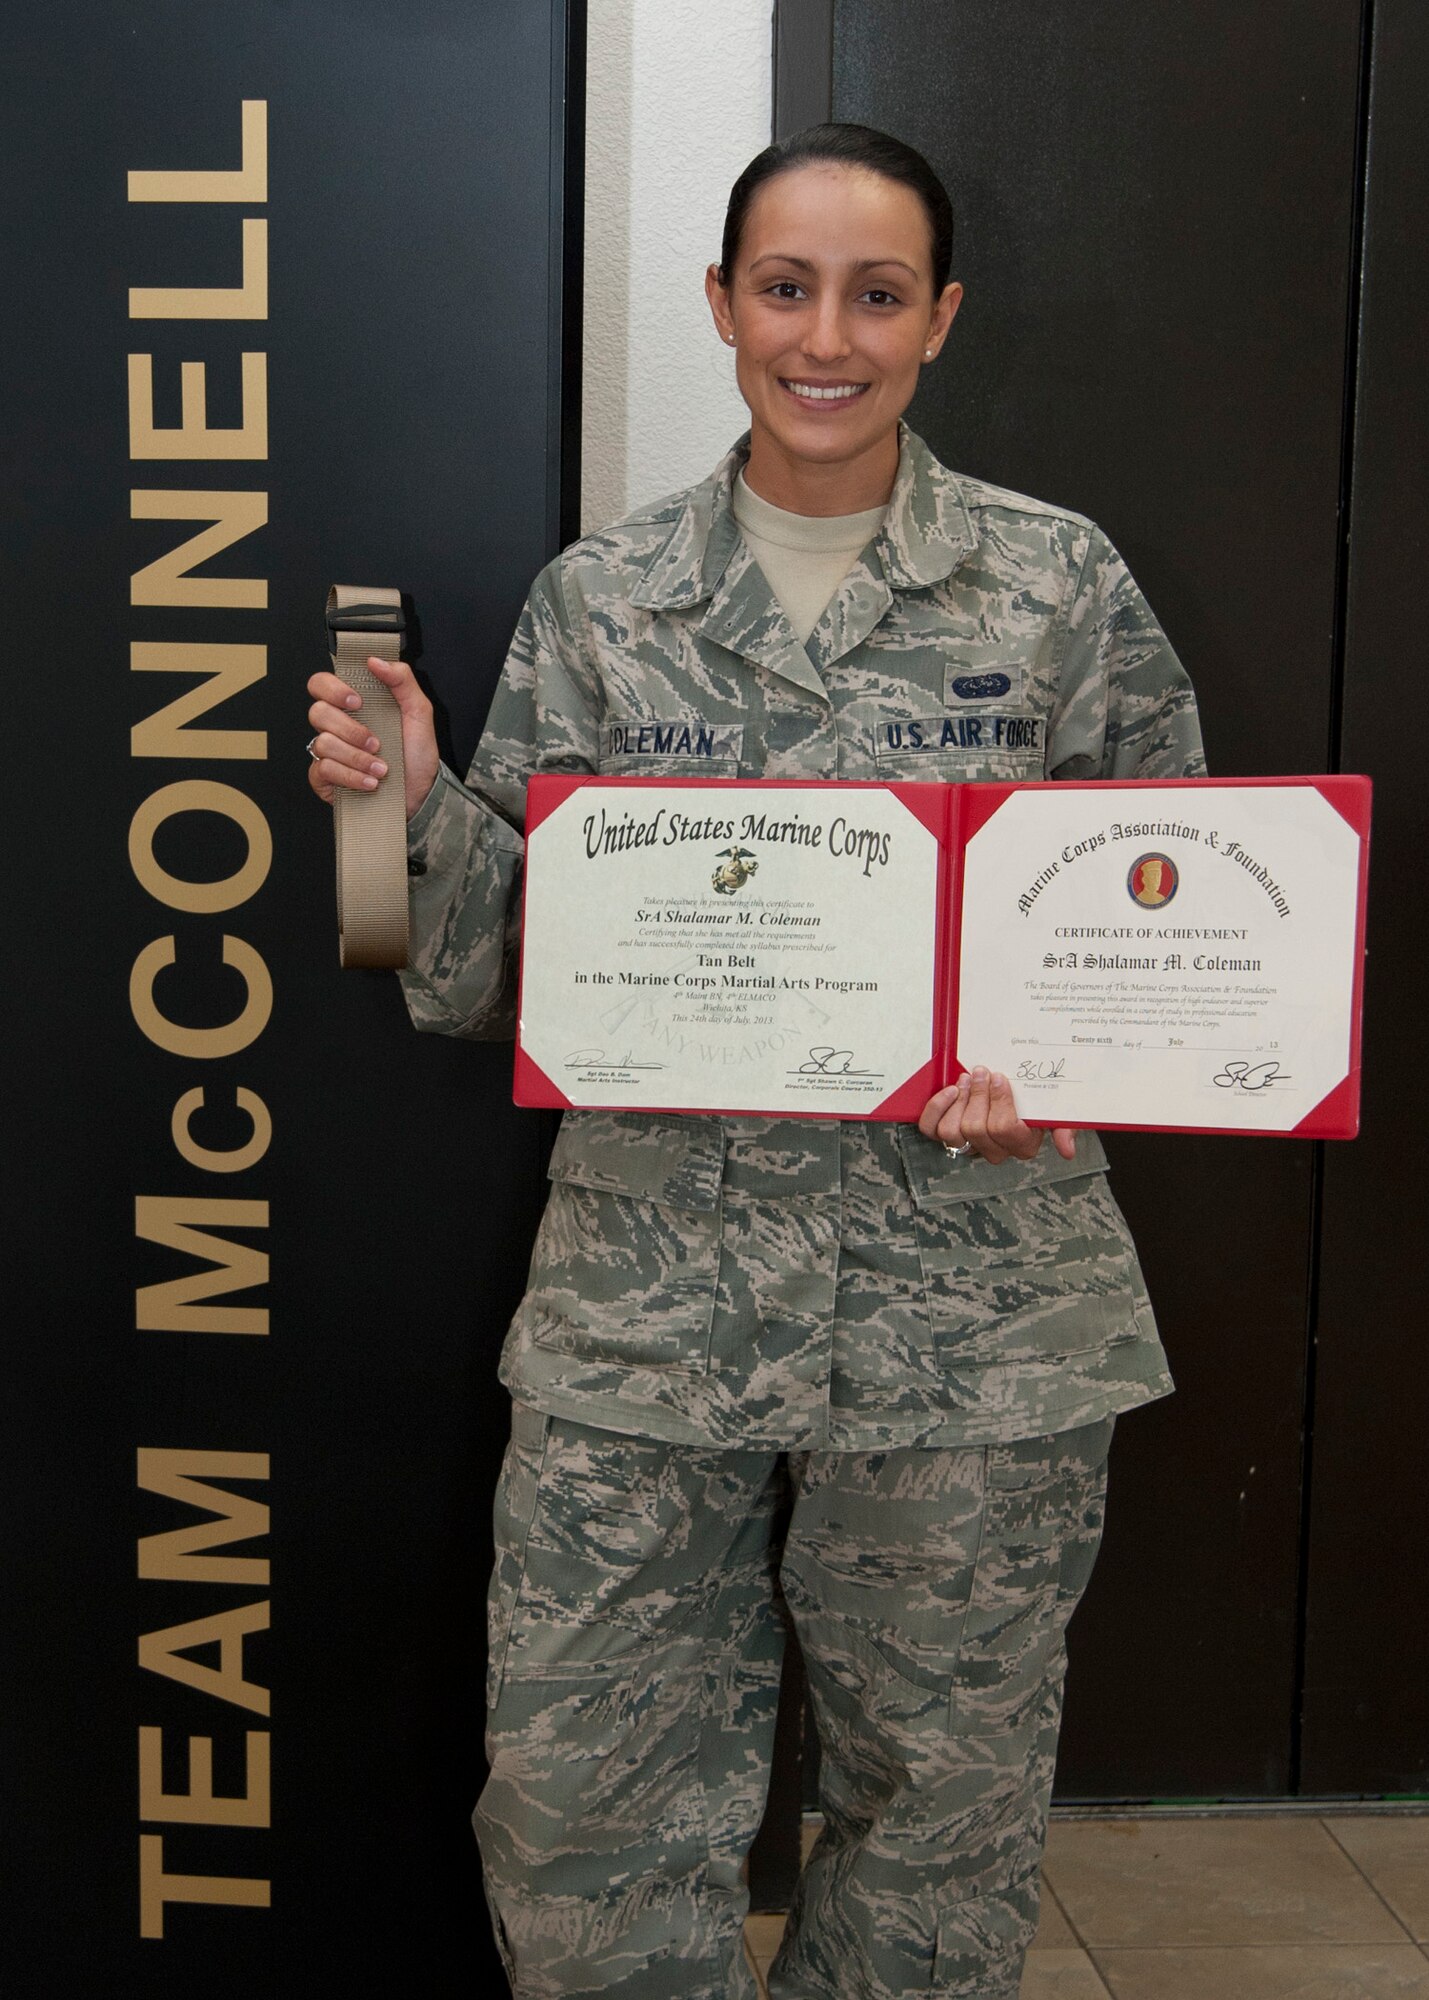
[306,736,321,763]
[943,1141,973,1158]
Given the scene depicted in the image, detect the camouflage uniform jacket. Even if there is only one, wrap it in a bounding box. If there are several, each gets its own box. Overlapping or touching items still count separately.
[400,426,1205,1450]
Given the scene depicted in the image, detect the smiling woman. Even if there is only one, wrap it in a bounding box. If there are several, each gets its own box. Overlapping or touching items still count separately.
[305,121,1206,2000]
[704,125,961,512]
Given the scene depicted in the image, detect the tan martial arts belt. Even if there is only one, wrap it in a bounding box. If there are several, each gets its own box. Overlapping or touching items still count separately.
[326,584,410,969]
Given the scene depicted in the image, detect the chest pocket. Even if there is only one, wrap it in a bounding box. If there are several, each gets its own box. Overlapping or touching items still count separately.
[600,718,743,778]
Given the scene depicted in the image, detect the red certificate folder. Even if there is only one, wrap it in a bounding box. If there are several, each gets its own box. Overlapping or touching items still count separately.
[514,774,1369,1138]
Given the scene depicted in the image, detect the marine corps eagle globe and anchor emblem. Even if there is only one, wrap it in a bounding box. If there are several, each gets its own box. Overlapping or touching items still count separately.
[712,846,758,895]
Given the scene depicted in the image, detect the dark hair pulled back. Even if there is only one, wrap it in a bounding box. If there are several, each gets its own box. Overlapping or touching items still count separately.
[718,123,954,294]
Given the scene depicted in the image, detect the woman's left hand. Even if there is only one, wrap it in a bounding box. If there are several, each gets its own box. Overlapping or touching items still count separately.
[918,1067,1077,1166]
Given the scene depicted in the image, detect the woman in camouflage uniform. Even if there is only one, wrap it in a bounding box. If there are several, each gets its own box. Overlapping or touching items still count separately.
[308,127,1202,2000]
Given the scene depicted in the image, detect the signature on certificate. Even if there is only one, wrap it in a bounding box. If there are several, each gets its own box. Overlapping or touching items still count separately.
[1212,1059,1290,1092]
[563,1048,667,1071]
[791,1046,883,1079]
[1016,1057,1068,1082]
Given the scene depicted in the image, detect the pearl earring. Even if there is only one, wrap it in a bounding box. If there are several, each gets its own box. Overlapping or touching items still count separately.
[726,334,735,345]
[924,348,933,358]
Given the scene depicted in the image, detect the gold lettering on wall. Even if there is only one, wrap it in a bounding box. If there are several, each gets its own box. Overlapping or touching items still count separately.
[130,491,268,609]
[171,1088,272,1174]
[129,781,273,913]
[128,99,267,204]
[139,1835,270,1940]
[130,217,268,319]
[129,95,273,1942]
[134,1197,270,1334]
[128,352,268,459]
[136,1453,272,1931]
[131,643,267,760]
[139,1728,271,1828]
[139,1601,271,1715]
[137,1450,271,1582]
[129,935,273,1059]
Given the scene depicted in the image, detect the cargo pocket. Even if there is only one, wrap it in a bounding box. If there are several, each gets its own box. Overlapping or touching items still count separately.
[526,1111,725,1370]
[781,1426,1095,1746]
[486,1402,548,1710]
[931,1868,1042,1991]
[894,1127,1145,1367]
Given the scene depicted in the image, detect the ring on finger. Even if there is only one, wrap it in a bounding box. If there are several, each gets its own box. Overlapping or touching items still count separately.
[306,736,321,763]
[943,1141,974,1158]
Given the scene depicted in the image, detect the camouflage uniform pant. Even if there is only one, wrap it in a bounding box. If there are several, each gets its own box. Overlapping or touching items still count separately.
[474,1404,1112,1999]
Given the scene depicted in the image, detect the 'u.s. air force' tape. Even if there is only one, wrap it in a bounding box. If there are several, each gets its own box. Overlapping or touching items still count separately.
[325,584,409,969]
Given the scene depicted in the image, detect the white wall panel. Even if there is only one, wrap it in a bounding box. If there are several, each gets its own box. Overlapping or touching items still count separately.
[583,0,772,531]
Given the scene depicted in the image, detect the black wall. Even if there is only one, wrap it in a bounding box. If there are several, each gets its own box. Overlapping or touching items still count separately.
[1301,0,1429,1799]
[1,3,580,1989]
[821,0,1427,1800]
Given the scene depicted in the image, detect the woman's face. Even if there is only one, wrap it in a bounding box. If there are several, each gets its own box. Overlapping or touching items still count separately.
[706,164,961,493]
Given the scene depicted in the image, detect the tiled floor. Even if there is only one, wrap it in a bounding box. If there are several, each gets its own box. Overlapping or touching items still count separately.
[744,1813,1429,1998]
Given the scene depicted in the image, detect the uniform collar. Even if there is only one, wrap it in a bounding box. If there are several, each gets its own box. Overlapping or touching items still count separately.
[629,424,978,612]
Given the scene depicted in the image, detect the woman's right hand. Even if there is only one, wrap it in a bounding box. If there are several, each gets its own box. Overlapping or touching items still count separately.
[306,654,441,822]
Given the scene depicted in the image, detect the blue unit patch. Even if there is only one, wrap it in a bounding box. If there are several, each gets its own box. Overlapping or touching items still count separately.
[945,664,1024,705]
[951,671,1011,699]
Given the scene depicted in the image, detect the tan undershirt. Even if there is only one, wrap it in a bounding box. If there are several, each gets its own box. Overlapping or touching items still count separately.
[733,472,888,646]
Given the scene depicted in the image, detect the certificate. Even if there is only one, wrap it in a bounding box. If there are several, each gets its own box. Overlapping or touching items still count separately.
[954,778,1369,1137]
[515,779,947,1119]
[514,774,1369,1136]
